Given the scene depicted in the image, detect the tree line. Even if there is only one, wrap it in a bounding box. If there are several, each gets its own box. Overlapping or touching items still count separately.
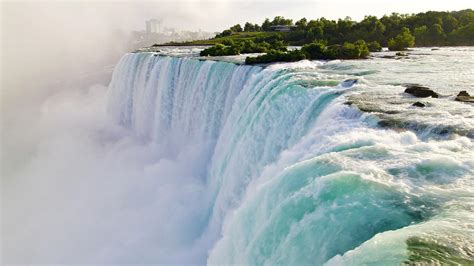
[217,9,474,47]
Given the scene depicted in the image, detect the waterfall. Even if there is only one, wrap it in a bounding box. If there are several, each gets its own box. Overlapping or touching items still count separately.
[106,53,472,264]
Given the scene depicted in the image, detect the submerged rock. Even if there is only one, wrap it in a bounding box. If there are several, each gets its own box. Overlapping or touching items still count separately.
[412,101,426,107]
[455,91,474,103]
[341,79,358,87]
[404,85,439,98]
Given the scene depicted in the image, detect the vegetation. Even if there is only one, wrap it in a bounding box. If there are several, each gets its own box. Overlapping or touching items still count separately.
[200,44,240,56]
[212,9,474,47]
[245,49,306,64]
[176,32,283,46]
[180,9,474,64]
[245,40,370,64]
[200,39,287,56]
[367,41,382,52]
[388,27,415,51]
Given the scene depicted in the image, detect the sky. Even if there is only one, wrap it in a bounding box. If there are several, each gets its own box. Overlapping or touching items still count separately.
[3,0,473,33]
[126,0,474,32]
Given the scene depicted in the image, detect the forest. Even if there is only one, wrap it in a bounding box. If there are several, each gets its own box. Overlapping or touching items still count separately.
[219,9,474,47]
[196,9,474,63]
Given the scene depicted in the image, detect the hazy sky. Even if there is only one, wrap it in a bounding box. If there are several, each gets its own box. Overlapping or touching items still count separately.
[1,0,473,102]
[127,0,474,32]
[3,0,472,33]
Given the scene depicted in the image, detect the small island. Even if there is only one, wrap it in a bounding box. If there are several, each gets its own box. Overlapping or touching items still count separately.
[159,9,474,64]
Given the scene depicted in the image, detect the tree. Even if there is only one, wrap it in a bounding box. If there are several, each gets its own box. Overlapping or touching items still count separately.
[221,39,234,46]
[367,41,382,52]
[388,27,415,51]
[244,22,254,32]
[414,26,429,46]
[442,14,459,33]
[307,26,324,41]
[296,18,308,30]
[230,24,243,32]
[449,22,474,45]
[217,29,232,37]
[271,16,293,26]
[214,9,473,49]
[354,40,370,57]
[428,24,446,45]
[301,41,326,59]
[262,18,272,31]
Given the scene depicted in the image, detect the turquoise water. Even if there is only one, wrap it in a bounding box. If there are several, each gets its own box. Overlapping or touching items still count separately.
[106,52,473,264]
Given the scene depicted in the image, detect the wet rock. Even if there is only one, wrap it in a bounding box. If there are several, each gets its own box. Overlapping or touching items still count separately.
[455,91,474,103]
[412,102,425,107]
[396,52,408,57]
[431,48,440,51]
[341,79,358,87]
[404,85,439,98]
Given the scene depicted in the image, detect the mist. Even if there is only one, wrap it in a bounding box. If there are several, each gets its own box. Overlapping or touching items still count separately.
[1,1,213,263]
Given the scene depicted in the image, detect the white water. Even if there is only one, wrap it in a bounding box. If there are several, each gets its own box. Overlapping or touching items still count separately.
[3,51,473,264]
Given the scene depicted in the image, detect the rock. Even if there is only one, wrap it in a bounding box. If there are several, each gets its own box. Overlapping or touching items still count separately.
[412,101,425,107]
[396,52,408,57]
[455,91,474,103]
[381,55,396,59]
[431,48,440,51]
[341,79,358,87]
[404,85,439,98]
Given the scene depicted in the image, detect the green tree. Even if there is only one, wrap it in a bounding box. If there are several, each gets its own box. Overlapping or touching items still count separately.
[354,40,370,57]
[217,29,232,37]
[244,22,254,32]
[449,22,474,45]
[414,26,429,46]
[428,24,446,45]
[230,24,243,32]
[367,41,382,52]
[296,18,308,30]
[262,18,272,31]
[388,27,415,51]
[442,14,459,33]
[271,16,293,26]
[301,41,326,59]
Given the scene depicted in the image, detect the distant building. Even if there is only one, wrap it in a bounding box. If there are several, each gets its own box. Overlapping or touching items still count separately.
[146,19,163,34]
[269,25,296,32]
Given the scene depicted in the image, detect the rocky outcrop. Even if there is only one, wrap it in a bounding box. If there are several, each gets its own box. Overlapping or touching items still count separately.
[412,101,426,107]
[404,85,439,98]
[341,79,358,87]
[455,91,474,103]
